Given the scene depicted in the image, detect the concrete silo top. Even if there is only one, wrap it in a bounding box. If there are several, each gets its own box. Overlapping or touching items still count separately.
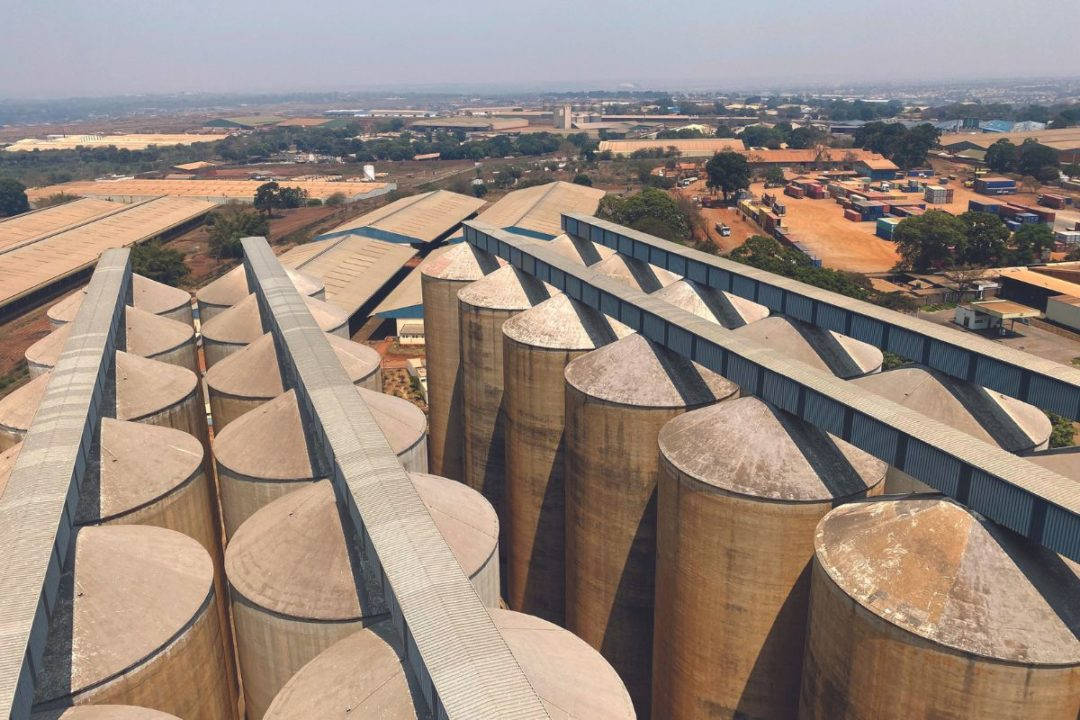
[24,323,71,369]
[196,264,323,308]
[502,293,633,351]
[457,265,557,312]
[47,274,191,325]
[31,706,183,720]
[0,372,50,433]
[205,332,380,399]
[36,525,213,703]
[114,351,198,422]
[1030,448,1080,479]
[591,253,680,293]
[659,396,886,502]
[564,333,738,409]
[227,476,496,620]
[215,388,424,480]
[201,293,348,345]
[653,279,770,329]
[815,497,1080,665]
[733,316,883,378]
[850,366,1052,453]
[544,233,614,266]
[0,442,21,494]
[123,306,195,356]
[263,623,430,720]
[88,418,204,522]
[420,241,503,282]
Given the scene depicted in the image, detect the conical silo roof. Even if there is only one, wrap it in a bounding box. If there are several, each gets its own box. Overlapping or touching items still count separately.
[47,274,191,326]
[420,241,503,281]
[653,279,770,328]
[457,265,556,312]
[114,351,198,422]
[201,293,348,347]
[0,373,50,437]
[31,705,183,720]
[544,233,614,266]
[196,264,323,308]
[591,253,680,293]
[502,293,632,351]
[733,316,883,377]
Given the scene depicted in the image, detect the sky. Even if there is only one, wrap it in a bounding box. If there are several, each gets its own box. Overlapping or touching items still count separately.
[2,0,1076,98]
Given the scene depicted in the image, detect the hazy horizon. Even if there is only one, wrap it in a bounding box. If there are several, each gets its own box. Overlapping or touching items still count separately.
[3,0,1077,99]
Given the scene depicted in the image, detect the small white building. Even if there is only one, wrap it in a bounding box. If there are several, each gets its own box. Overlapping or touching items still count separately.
[955,299,1041,334]
[396,319,425,345]
[1046,295,1080,332]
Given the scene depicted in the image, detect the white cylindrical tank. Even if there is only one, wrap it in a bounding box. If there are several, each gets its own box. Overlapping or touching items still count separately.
[226,475,499,718]
[48,273,194,327]
[204,332,381,430]
[32,525,233,720]
[652,396,886,720]
[800,497,1080,720]
[201,293,349,368]
[196,264,324,323]
[420,242,502,480]
[213,387,427,536]
[733,316,883,377]
[263,611,635,720]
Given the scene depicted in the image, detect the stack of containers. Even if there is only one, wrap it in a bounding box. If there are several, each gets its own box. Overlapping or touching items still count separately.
[969,199,1001,214]
[784,184,805,199]
[876,217,900,239]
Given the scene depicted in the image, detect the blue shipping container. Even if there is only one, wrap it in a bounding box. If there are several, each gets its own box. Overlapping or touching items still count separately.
[1005,219,1021,231]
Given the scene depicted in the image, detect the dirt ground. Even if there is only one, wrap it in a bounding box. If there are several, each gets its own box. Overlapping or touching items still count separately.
[0,304,53,395]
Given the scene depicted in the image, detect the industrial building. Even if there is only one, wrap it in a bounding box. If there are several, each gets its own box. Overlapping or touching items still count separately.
[598,138,745,157]
[314,189,485,247]
[25,178,395,205]
[0,198,129,253]
[476,181,606,238]
[3,133,222,152]
[939,127,1080,164]
[409,117,529,132]
[998,267,1080,311]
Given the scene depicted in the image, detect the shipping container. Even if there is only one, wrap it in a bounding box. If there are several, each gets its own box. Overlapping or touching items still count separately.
[1038,193,1067,209]
[1005,219,1022,231]
[1055,230,1080,245]
[974,177,1017,195]
[844,209,862,222]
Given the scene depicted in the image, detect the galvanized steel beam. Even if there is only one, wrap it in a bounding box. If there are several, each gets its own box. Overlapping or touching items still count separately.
[241,237,549,720]
[463,221,1080,562]
[0,249,130,720]
[562,213,1080,421]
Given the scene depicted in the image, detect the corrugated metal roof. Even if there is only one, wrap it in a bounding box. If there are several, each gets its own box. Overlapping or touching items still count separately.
[0,198,128,253]
[598,138,745,157]
[281,235,417,316]
[0,196,214,311]
[476,181,606,239]
[26,178,393,203]
[323,190,485,244]
[3,133,220,152]
[1000,269,1080,296]
[940,128,1080,152]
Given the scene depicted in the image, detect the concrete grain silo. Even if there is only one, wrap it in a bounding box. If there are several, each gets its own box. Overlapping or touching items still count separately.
[48,273,194,327]
[458,265,556,548]
[115,351,208,448]
[201,293,348,368]
[734,316,883,377]
[800,497,1080,720]
[27,307,197,376]
[263,611,635,720]
[1030,446,1080,477]
[420,241,502,480]
[563,332,740,716]
[0,372,49,450]
[226,475,499,718]
[591,253,680,293]
[653,279,770,328]
[32,525,233,720]
[31,705,183,720]
[850,365,1052,492]
[213,387,426,535]
[196,264,324,323]
[204,332,380,430]
[544,233,615,266]
[502,293,632,623]
[652,396,887,720]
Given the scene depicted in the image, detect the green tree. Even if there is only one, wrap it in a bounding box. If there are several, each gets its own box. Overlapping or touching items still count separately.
[325,192,346,206]
[1016,139,1059,181]
[207,209,271,258]
[957,211,1009,266]
[786,126,824,149]
[1010,223,1054,264]
[596,187,692,242]
[0,178,30,217]
[740,125,783,149]
[985,139,1018,173]
[763,166,786,186]
[131,241,189,287]
[1047,412,1076,448]
[471,181,488,198]
[705,150,751,200]
[572,173,593,186]
[253,181,281,216]
[714,124,736,138]
[276,185,308,209]
[893,211,965,271]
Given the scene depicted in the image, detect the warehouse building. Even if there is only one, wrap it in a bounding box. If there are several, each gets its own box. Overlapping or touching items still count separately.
[26,178,395,205]
[475,181,606,239]
[939,128,1080,164]
[3,133,222,152]
[0,198,129,253]
[998,268,1080,311]
[314,189,485,247]
[409,117,529,132]
[598,138,745,157]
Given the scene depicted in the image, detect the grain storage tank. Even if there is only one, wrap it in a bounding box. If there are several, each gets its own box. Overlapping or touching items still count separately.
[1030,446,1080,477]
[502,293,632,623]
[263,611,634,720]
[48,273,194,327]
[563,332,740,716]
[733,315,883,377]
[0,440,20,490]
[545,232,614,266]
[458,265,556,540]
[226,475,499,718]
[32,706,182,720]
[800,497,1080,720]
[591,252,680,292]
[115,351,207,448]
[653,278,770,328]
[850,365,1052,492]
[204,331,380,429]
[213,387,426,535]
[196,264,324,322]
[201,293,348,368]
[420,241,502,479]
[26,307,197,377]
[32,525,233,720]
[0,372,49,450]
[652,396,886,720]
